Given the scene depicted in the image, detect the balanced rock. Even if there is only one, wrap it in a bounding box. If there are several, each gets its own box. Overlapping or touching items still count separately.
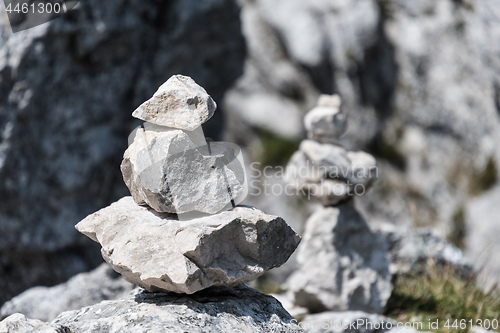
[75,197,301,294]
[287,202,392,313]
[121,123,245,214]
[132,75,216,130]
[304,94,347,143]
[286,140,377,205]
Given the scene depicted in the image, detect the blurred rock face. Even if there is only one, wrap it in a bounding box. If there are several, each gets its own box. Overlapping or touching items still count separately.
[0,0,245,304]
[226,0,500,234]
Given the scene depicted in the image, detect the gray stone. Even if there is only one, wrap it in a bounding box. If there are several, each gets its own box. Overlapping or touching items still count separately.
[0,314,56,333]
[121,124,245,214]
[304,94,347,143]
[0,264,135,322]
[132,75,217,130]
[287,202,392,313]
[300,311,427,333]
[0,0,245,304]
[286,140,377,205]
[76,197,301,294]
[375,223,471,275]
[50,285,303,333]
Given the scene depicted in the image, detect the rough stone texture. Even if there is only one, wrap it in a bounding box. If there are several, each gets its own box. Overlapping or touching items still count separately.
[132,75,217,130]
[121,124,245,214]
[300,311,427,333]
[286,140,377,205]
[287,202,392,314]
[0,313,56,333]
[375,222,471,275]
[0,0,245,304]
[304,94,347,144]
[466,185,500,289]
[76,197,300,294]
[0,264,135,322]
[225,0,500,239]
[50,285,303,333]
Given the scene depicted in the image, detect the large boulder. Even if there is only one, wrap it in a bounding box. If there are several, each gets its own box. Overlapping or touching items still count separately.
[0,285,304,333]
[287,201,392,313]
[76,197,301,294]
[0,0,245,304]
[50,285,303,333]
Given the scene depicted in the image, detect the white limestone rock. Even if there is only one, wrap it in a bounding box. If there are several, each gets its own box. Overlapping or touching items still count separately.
[287,202,392,313]
[304,94,347,143]
[75,197,301,294]
[132,75,216,130]
[50,285,303,333]
[121,124,245,214]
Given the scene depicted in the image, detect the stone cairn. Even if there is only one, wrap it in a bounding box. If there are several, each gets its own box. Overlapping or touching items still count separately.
[76,75,301,296]
[285,95,393,313]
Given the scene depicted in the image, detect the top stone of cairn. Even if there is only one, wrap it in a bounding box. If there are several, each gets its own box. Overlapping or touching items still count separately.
[132,75,217,131]
[304,94,346,143]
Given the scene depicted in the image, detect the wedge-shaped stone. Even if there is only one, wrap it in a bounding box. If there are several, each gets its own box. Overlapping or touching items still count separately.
[121,124,245,214]
[75,197,301,294]
[132,75,216,130]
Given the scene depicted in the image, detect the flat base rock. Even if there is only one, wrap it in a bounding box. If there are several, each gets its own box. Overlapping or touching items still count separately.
[76,197,300,294]
[50,285,303,333]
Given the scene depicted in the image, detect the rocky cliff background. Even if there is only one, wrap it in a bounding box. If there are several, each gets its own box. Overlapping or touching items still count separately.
[1,0,500,306]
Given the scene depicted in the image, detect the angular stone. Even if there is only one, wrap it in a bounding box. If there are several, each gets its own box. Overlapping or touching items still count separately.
[132,75,217,130]
[121,124,245,214]
[49,285,303,333]
[287,202,392,313]
[286,140,377,205]
[0,264,135,322]
[75,197,301,294]
[304,94,347,143]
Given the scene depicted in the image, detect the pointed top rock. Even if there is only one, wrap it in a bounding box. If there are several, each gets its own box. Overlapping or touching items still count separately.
[132,75,217,131]
[304,94,346,143]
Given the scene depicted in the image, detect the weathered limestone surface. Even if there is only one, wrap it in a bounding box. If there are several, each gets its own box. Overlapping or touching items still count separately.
[0,286,304,333]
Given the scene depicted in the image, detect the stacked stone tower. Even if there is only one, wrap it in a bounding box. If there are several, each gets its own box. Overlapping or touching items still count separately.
[76,75,301,296]
[285,95,392,313]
